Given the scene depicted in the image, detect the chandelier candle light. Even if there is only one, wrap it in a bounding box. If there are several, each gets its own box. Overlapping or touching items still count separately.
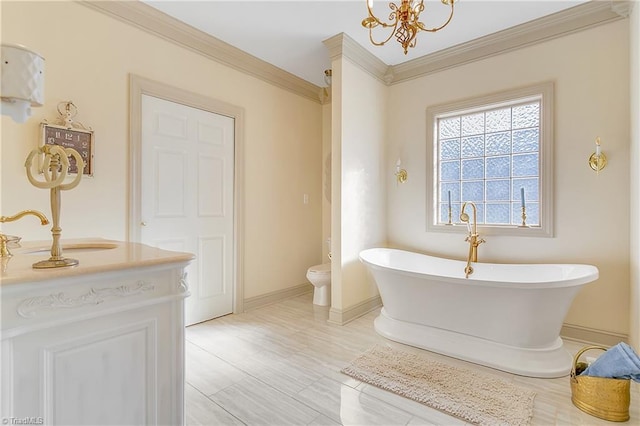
[362,0,456,54]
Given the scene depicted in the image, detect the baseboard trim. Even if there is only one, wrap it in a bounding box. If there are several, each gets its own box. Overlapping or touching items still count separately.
[328,295,382,326]
[561,323,628,347]
[243,283,312,312]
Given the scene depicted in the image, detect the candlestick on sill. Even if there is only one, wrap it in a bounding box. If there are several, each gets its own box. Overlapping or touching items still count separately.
[519,206,529,228]
[445,190,453,225]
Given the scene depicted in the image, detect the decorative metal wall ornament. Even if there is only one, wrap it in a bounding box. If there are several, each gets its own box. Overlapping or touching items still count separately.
[40,101,94,176]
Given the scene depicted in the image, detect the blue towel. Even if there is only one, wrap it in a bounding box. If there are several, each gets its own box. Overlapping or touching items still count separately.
[581,342,640,382]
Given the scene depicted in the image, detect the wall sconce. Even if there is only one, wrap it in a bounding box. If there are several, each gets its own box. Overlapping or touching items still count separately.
[324,69,332,86]
[322,69,332,100]
[588,137,607,174]
[1,44,45,123]
[395,159,407,184]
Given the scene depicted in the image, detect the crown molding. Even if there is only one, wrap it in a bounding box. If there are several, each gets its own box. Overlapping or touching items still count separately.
[390,0,631,84]
[611,0,634,18]
[79,0,630,97]
[78,0,323,103]
[323,33,391,84]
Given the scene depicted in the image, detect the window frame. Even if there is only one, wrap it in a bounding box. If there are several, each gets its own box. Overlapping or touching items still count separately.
[426,81,554,237]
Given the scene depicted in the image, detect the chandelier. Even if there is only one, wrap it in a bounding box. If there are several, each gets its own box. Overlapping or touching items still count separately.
[362,0,456,55]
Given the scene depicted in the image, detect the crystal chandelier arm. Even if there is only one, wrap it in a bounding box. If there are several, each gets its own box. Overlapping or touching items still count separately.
[416,1,455,33]
[363,1,400,28]
[362,0,456,54]
[368,24,398,47]
[362,1,400,46]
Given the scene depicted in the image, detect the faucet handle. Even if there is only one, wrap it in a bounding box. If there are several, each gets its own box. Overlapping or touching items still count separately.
[0,233,12,258]
[0,210,49,258]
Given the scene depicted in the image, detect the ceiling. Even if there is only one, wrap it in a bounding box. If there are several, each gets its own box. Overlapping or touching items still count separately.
[142,0,589,87]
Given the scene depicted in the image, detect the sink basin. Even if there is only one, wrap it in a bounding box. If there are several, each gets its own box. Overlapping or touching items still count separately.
[22,242,119,255]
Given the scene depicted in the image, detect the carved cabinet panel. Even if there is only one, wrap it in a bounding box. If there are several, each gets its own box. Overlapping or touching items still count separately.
[1,263,190,425]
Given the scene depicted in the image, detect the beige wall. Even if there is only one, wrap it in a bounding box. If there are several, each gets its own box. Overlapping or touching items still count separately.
[387,20,631,336]
[330,56,387,317]
[630,2,639,350]
[2,2,635,338]
[0,1,322,300]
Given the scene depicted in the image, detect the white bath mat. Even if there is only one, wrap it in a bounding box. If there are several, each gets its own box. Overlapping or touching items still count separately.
[341,345,536,426]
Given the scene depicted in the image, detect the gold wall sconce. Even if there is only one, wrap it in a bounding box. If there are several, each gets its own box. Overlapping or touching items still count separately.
[588,137,607,174]
[395,159,407,184]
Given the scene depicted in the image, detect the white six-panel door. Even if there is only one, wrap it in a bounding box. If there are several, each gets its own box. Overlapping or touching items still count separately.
[141,94,234,325]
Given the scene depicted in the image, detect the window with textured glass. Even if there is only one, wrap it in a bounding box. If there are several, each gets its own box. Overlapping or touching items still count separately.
[427,82,553,236]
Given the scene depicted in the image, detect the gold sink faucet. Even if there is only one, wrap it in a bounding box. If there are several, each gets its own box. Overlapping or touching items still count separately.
[0,210,50,257]
[460,202,485,278]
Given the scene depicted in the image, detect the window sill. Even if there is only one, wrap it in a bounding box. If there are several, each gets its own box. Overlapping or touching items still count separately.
[427,223,552,238]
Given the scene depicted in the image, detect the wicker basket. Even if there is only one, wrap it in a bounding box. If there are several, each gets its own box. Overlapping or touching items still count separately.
[570,345,631,422]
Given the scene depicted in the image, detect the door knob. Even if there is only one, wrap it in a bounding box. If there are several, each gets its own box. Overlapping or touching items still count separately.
[140,221,147,226]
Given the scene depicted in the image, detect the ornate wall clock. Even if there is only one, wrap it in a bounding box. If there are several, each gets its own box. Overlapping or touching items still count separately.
[40,101,94,176]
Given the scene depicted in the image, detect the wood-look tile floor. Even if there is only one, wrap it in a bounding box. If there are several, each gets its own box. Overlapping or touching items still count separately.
[185,293,639,425]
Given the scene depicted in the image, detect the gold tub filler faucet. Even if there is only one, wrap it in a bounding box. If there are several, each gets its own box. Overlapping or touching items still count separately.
[24,143,84,268]
[460,201,485,278]
[0,210,50,257]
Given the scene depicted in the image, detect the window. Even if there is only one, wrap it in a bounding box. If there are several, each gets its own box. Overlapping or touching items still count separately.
[426,82,554,237]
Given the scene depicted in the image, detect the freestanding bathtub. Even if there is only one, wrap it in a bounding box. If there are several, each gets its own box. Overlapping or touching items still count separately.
[359,248,599,378]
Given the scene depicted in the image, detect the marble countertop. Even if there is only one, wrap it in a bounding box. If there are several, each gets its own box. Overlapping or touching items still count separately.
[0,238,195,286]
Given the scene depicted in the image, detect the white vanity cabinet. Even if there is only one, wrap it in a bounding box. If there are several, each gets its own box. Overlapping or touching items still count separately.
[0,240,194,425]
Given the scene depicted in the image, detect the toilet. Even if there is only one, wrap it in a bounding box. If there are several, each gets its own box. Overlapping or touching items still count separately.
[306,262,331,306]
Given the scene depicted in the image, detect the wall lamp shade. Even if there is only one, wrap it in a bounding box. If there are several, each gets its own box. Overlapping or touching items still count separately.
[1,44,45,123]
[324,69,332,86]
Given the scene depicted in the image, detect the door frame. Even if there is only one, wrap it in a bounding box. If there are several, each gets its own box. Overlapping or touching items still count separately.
[129,74,245,314]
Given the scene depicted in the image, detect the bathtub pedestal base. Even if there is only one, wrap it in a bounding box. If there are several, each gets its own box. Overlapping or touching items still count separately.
[374,308,572,378]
